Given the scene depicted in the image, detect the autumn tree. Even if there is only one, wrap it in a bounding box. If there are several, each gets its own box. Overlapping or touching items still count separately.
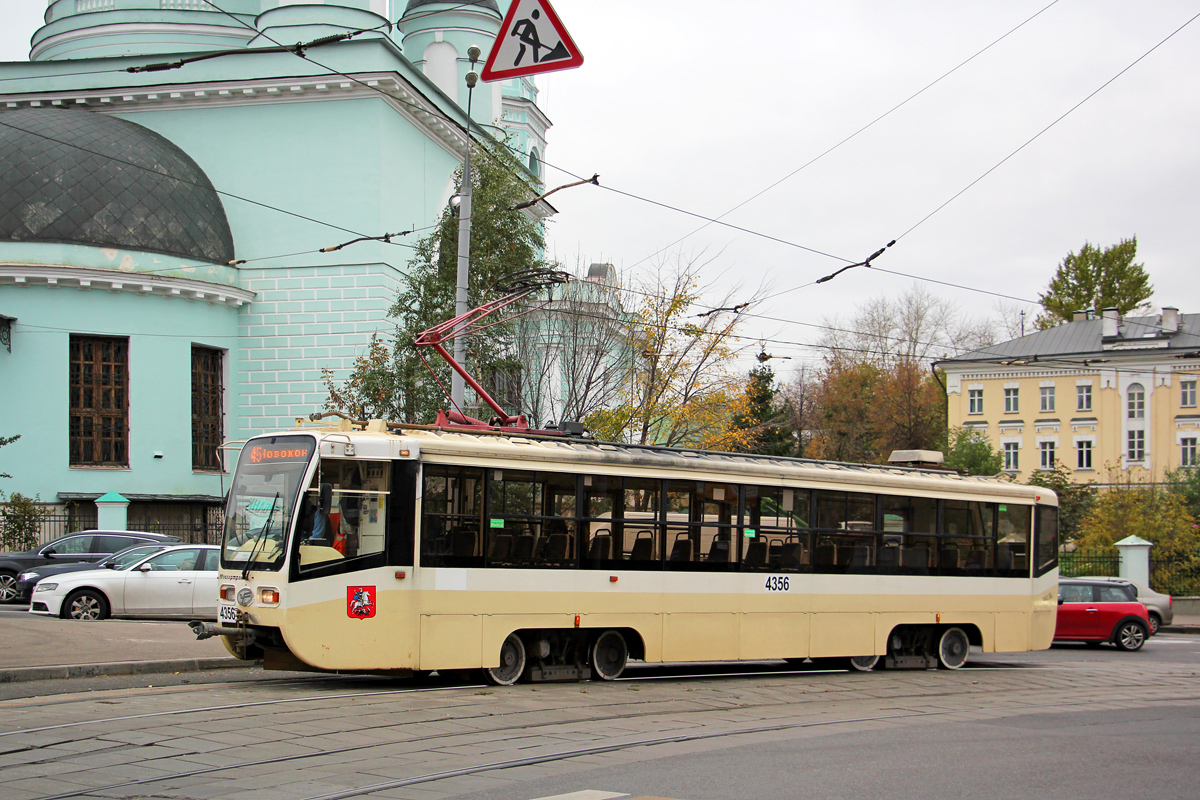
[323,138,552,424]
[809,360,880,463]
[777,366,819,459]
[1036,237,1153,329]
[585,258,757,449]
[869,361,946,455]
[1074,482,1198,560]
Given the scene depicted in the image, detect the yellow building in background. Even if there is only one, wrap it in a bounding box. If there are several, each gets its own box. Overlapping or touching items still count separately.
[936,308,1200,484]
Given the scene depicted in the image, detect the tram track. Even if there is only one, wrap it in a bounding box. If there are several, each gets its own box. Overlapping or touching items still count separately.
[19,690,1200,800]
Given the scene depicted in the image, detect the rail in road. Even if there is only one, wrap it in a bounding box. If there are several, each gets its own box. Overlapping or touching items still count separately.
[1,644,1198,800]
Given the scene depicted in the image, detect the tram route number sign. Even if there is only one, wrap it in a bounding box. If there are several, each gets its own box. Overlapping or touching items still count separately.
[764,576,790,592]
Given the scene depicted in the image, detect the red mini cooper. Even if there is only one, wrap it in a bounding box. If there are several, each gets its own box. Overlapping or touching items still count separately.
[1055,579,1152,651]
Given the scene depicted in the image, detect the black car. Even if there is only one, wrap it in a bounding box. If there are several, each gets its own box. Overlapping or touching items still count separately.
[13,542,175,603]
[0,530,181,603]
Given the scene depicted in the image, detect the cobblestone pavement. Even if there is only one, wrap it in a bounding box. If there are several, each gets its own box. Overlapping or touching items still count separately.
[2,643,1198,800]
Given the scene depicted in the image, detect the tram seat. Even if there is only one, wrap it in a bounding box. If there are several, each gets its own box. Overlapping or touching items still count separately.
[964,549,986,570]
[877,545,899,571]
[707,537,730,563]
[587,534,612,562]
[745,540,768,568]
[939,548,959,569]
[630,536,655,562]
[813,543,836,567]
[543,533,571,563]
[489,534,513,563]
[668,537,693,563]
[767,540,784,567]
[900,546,929,570]
[451,528,477,558]
[779,542,805,569]
[836,545,854,566]
[997,545,1014,571]
[512,534,536,563]
[849,545,871,570]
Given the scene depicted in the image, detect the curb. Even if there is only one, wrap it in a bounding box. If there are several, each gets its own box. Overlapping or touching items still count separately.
[1159,625,1200,635]
[0,657,259,684]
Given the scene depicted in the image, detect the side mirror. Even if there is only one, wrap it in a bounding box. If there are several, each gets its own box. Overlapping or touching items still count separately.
[42,548,56,557]
[1057,597,1064,605]
[138,563,153,572]
[319,482,333,516]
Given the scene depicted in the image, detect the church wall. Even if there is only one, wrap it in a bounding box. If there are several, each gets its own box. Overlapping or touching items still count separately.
[0,280,239,504]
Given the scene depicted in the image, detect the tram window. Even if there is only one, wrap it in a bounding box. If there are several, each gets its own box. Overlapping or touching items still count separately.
[997,504,1031,577]
[623,478,661,568]
[943,499,992,575]
[297,460,390,573]
[582,475,621,568]
[1034,505,1058,577]
[486,470,578,568]
[744,486,811,572]
[420,465,484,568]
[813,491,876,574]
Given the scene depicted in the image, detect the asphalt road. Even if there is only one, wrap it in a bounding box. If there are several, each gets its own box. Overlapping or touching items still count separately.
[1,634,1197,800]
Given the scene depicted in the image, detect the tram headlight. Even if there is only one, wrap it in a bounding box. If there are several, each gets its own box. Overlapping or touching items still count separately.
[259,587,280,606]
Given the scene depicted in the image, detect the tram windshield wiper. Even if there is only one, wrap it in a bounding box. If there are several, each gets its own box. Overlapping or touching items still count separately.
[241,492,280,580]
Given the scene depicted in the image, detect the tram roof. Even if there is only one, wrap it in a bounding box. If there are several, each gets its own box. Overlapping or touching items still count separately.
[272,424,1049,503]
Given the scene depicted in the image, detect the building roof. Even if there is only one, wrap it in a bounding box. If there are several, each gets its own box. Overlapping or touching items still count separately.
[936,312,1200,366]
[0,108,234,263]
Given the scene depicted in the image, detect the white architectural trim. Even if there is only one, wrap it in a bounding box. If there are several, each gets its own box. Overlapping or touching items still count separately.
[0,264,254,307]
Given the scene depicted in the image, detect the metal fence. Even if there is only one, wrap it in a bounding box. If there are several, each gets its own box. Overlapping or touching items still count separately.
[1058,550,1119,579]
[1,511,223,547]
[1151,556,1200,598]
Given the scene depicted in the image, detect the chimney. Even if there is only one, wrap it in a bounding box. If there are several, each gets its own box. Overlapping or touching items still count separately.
[1102,307,1120,338]
[1072,310,1088,322]
[1162,307,1179,334]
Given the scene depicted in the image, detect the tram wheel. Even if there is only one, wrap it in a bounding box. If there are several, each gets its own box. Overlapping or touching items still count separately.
[590,630,628,681]
[848,654,880,672]
[937,627,970,670]
[485,633,527,686]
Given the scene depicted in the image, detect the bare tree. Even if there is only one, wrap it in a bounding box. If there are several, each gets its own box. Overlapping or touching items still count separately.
[507,265,632,428]
[819,283,995,367]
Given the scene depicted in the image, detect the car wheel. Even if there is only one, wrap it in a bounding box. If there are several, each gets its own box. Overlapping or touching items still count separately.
[1147,613,1161,635]
[64,589,109,621]
[0,571,17,604]
[1113,620,1148,652]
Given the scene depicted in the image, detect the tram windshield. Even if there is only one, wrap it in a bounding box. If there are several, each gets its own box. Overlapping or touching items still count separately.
[221,435,316,571]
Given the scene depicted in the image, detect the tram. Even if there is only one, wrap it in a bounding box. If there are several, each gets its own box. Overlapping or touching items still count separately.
[202,416,1058,682]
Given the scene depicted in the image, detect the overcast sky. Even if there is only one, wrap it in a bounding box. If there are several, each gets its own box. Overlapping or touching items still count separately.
[2,1,1198,373]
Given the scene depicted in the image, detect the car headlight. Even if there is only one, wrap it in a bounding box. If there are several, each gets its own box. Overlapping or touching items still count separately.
[18,572,38,582]
[34,583,58,592]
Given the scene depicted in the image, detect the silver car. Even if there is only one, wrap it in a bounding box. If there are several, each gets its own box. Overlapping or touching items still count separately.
[1079,576,1173,634]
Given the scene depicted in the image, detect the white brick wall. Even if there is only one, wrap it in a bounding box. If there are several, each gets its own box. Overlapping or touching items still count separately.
[236,263,403,437]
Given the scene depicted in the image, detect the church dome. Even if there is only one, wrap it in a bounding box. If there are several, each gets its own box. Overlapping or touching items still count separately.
[0,108,234,264]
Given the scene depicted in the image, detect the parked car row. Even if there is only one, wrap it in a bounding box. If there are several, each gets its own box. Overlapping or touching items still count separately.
[0,530,181,602]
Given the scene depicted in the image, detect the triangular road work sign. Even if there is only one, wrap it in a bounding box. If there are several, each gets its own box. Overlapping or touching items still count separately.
[480,0,583,82]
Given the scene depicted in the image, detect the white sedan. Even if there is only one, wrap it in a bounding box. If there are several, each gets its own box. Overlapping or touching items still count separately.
[29,545,219,621]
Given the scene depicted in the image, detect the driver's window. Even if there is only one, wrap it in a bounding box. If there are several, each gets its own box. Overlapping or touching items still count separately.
[298,460,390,571]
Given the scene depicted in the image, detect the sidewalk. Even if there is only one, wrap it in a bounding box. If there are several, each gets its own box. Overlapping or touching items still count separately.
[0,612,246,683]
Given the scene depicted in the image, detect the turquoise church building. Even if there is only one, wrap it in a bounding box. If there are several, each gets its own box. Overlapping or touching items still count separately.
[0,0,552,533]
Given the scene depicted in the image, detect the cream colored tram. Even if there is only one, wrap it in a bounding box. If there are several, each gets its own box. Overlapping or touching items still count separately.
[210,420,1058,682]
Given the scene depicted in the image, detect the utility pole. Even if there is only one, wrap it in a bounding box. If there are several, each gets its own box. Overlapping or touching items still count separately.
[451,45,482,409]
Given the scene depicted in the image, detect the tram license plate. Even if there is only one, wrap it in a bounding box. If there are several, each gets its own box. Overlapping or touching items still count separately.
[218,604,239,625]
